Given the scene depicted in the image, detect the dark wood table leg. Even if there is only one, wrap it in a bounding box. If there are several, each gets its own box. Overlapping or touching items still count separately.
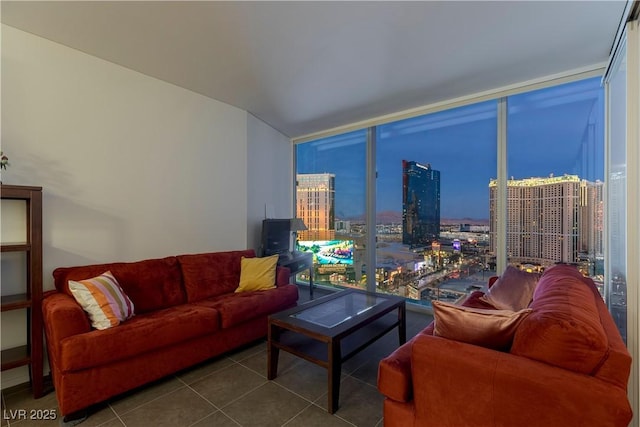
[267,322,280,380]
[328,339,341,414]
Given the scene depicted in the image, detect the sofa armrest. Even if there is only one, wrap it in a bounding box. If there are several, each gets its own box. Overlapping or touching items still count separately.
[378,326,434,402]
[42,292,91,346]
[410,335,632,427]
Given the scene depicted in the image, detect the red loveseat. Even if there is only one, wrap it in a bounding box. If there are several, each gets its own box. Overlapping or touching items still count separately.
[378,264,632,427]
[43,249,298,418]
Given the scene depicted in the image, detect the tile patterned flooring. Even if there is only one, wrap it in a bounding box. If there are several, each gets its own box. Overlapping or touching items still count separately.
[1,286,432,427]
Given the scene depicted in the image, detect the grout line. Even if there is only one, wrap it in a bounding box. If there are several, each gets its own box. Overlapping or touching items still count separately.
[269,378,319,406]
[238,358,268,380]
[182,364,267,413]
[108,377,188,417]
[333,411,359,427]
[174,374,190,387]
[226,340,268,363]
[267,381,361,427]
[278,401,314,427]
[102,405,126,427]
[343,371,380,391]
[187,410,242,427]
[175,356,237,385]
[269,376,363,426]
[185,384,260,426]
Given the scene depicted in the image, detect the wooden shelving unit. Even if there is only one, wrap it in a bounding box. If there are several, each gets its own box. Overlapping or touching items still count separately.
[1,184,44,398]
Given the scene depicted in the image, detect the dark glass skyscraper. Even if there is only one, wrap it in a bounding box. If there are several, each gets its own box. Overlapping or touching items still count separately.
[402,160,440,246]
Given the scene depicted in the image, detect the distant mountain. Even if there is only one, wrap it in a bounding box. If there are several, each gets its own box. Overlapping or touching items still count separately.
[338,211,489,225]
[441,217,490,226]
[376,211,403,223]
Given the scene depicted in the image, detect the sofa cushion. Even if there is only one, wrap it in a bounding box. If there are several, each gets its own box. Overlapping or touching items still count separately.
[194,284,299,328]
[69,271,135,330]
[53,257,185,314]
[58,304,220,372]
[236,255,279,293]
[433,301,531,350]
[377,290,490,402]
[511,264,608,375]
[480,266,540,311]
[178,250,255,302]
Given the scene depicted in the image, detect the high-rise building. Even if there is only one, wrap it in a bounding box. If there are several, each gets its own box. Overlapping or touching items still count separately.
[402,161,440,246]
[488,175,602,267]
[581,180,604,258]
[296,173,335,241]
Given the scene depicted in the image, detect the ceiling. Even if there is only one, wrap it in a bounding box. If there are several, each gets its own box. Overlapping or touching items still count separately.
[1,1,627,139]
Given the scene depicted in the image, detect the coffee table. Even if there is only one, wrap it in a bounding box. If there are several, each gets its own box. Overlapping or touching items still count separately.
[267,289,406,413]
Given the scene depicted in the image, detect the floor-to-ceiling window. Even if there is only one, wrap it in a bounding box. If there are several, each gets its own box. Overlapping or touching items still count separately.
[606,39,628,342]
[505,77,605,288]
[294,75,606,308]
[604,19,639,421]
[375,101,497,305]
[295,130,368,290]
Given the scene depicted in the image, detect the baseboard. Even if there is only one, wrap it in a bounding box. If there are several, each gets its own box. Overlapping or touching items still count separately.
[1,367,51,392]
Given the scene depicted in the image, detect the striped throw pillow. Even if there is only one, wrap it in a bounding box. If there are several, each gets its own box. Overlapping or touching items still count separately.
[69,271,135,330]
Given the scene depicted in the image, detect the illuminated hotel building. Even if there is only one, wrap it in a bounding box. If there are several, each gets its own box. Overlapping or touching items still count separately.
[489,175,602,267]
[296,173,335,241]
[402,161,440,246]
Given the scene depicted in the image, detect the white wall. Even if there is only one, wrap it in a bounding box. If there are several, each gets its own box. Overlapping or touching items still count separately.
[0,25,292,388]
[246,113,293,254]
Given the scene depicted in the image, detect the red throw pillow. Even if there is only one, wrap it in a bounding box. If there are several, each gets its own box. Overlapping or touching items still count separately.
[433,300,532,351]
[480,266,540,311]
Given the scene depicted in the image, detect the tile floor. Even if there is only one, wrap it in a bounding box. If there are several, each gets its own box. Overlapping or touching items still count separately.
[1,286,432,427]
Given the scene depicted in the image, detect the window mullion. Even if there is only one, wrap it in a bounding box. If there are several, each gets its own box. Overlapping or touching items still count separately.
[366,126,377,292]
[497,97,508,274]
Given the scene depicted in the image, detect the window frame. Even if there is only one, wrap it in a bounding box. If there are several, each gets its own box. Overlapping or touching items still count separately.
[294,69,605,294]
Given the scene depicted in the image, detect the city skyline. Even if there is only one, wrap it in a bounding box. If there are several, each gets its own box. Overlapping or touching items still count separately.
[296,77,605,221]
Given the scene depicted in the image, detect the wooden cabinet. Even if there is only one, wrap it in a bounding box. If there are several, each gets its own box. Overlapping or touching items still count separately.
[1,184,43,398]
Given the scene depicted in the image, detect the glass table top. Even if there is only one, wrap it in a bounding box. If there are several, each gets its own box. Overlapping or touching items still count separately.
[290,292,385,328]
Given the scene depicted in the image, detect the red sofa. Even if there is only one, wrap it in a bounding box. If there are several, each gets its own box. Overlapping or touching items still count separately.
[378,264,632,427]
[43,249,298,418]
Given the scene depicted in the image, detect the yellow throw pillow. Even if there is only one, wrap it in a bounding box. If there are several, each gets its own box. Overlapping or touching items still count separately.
[432,300,532,351]
[235,255,279,292]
